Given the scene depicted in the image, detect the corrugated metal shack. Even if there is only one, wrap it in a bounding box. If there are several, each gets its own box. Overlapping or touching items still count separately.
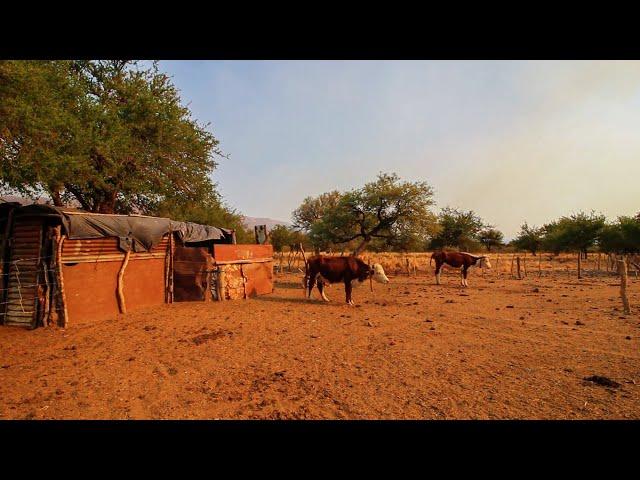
[0,204,273,329]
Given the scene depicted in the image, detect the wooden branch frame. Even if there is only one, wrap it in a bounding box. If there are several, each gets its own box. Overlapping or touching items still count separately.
[116,250,131,314]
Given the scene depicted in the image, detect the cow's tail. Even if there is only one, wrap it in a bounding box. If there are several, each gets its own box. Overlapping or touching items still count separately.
[430,252,435,267]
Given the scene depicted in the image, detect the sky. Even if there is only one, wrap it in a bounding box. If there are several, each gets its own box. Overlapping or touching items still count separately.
[160,60,640,239]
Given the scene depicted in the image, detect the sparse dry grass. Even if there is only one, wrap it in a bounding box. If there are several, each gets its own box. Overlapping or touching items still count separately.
[276,250,635,279]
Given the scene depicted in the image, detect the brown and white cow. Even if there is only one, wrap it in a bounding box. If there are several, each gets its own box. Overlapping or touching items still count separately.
[430,251,491,287]
[304,255,389,305]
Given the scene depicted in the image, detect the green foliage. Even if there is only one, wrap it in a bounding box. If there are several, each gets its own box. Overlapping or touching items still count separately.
[599,216,640,253]
[292,191,342,231]
[304,173,437,254]
[269,224,293,252]
[478,227,504,252]
[154,191,252,244]
[511,222,543,255]
[1,60,223,217]
[429,207,485,250]
[540,211,606,254]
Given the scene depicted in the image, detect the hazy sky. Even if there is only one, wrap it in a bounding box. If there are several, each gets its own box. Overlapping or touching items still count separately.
[160,60,640,239]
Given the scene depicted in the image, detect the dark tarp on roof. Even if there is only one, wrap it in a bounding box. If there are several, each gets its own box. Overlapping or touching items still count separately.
[170,221,233,245]
[10,204,234,253]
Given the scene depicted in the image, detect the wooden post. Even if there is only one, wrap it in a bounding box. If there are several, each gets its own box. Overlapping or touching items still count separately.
[164,236,171,303]
[597,253,601,272]
[218,267,226,301]
[577,252,582,279]
[0,208,14,296]
[56,232,69,327]
[287,249,293,272]
[618,256,631,315]
[41,261,50,328]
[116,250,131,314]
[510,255,515,277]
[538,254,542,277]
[168,233,174,303]
[241,264,247,300]
[516,256,522,280]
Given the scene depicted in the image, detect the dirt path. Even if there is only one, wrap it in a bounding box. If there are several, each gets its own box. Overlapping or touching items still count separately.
[1,269,638,419]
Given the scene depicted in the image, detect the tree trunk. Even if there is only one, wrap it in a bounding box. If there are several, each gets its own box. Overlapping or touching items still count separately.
[353,237,370,256]
[50,190,64,207]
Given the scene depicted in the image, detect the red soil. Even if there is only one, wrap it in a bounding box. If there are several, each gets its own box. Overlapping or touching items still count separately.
[1,269,639,419]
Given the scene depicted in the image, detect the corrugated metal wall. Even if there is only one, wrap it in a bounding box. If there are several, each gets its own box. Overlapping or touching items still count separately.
[62,237,168,263]
[60,236,170,324]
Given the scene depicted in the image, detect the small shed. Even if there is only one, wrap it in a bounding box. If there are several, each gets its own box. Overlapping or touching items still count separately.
[0,204,273,329]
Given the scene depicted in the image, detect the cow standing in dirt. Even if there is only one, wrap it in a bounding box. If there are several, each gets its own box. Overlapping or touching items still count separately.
[304,255,390,305]
[430,251,491,287]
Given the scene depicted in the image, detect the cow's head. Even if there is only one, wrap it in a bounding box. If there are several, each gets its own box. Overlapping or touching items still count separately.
[370,263,390,283]
[478,256,492,269]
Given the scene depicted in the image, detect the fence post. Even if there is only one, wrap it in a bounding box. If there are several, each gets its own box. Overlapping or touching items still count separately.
[538,254,542,277]
[618,256,631,315]
[577,252,582,279]
[516,256,522,280]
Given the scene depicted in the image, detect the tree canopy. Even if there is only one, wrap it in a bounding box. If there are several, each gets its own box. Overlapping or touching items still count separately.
[598,216,640,254]
[0,60,237,227]
[292,190,342,231]
[429,207,485,251]
[511,222,543,255]
[294,173,437,255]
[540,212,606,256]
[268,224,310,253]
[478,227,504,252]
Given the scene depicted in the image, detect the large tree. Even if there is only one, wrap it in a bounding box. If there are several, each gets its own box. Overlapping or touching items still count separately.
[292,190,342,231]
[478,227,504,252]
[429,207,485,251]
[598,216,640,254]
[304,173,437,255]
[541,211,606,258]
[511,222,543,255]
[1,60,223,216]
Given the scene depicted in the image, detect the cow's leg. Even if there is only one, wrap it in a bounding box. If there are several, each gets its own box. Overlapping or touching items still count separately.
[435,261,442,285]
[462,267,469,287]
[307,270,317,299]
[318,279,330,302]
[345,279,354,305]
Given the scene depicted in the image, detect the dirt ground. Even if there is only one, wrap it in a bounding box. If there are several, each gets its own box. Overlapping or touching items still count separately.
[1,265,639,419]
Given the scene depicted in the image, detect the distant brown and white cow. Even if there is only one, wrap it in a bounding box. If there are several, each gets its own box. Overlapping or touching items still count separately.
[430,251,491,287]
[304,255,390,305]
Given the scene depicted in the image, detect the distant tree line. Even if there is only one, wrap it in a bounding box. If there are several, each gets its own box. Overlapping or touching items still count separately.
[511,211,640,257]
[289,174,639,255]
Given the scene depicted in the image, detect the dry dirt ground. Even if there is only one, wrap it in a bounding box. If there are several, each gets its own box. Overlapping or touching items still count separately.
[1,267,639,419]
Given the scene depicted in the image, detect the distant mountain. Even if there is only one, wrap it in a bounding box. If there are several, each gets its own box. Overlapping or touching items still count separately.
[242,216,291,231]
